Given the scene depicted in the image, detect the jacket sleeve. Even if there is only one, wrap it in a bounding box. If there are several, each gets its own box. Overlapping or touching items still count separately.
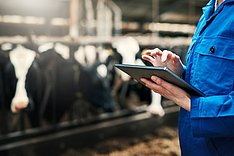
[190,91,234,137]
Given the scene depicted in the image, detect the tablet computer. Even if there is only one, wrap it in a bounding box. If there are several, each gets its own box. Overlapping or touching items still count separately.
[115,64,204,97]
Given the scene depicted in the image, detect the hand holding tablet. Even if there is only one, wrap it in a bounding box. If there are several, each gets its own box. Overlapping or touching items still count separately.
[115,64,204,97]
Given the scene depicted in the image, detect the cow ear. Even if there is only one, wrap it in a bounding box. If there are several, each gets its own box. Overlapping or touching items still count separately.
[1,42,17,52]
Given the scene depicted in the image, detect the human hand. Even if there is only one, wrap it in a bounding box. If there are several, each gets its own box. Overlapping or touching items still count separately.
[142,48,185,77]
[140,76,191,111]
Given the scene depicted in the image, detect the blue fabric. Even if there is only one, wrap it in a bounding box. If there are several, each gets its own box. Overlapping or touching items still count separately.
[179,0,234,155]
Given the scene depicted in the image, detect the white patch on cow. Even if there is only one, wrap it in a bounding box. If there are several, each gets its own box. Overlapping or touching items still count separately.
[54,43,70,60]
[84,45,97,66]
[38,42,54,53]
[9,45,36,113]
[135,58,144,66]
[97,47,110,63]
[113,37,139,64]
[1,42,13,51]
[97,64,107,78]
[38,43,70,59]
[113,37,164,116]
[75,46,86,65]
[74,45,97,66]
[112,37,140,81]
[147,91,164,117]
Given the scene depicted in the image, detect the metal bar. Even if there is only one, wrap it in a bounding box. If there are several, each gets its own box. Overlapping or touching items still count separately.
[0,106,179,154]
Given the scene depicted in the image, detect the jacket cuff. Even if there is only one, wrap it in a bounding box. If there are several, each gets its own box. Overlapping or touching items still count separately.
[190,96,202,137]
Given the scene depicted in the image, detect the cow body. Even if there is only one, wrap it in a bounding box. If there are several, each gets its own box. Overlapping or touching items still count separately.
[0,48,15,133]
[0,44,44,129]
[37,46,76,123]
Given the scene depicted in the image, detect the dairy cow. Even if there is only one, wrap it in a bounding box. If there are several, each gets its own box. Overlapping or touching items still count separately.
[0,43,44,128]
[74,45,116,112]
[37,43,78,123]
[113,37,165,116]
[9,45,37,112]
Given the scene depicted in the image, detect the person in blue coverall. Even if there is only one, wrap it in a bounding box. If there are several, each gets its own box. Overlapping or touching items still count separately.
[140,0,234,155]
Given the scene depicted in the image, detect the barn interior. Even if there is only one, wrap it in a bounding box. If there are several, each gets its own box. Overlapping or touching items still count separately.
[0,0,208,155]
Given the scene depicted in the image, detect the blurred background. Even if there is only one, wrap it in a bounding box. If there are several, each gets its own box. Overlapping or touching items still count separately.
[0,0,208,156]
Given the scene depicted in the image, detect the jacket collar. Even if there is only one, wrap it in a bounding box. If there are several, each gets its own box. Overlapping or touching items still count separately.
[202,0,215,20]
[202,0,234,20]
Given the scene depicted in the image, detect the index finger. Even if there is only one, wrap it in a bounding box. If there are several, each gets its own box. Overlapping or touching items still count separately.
[144,48,163,56]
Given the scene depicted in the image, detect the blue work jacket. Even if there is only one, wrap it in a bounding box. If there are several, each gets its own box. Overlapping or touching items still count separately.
[179,0,234,155]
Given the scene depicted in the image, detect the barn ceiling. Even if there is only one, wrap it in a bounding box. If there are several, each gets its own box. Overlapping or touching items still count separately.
[113,0,209,24]
[0,0,209,22]
[0,0,209,36]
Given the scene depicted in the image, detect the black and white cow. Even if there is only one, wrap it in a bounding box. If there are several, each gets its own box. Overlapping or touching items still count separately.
[74,44,117,112]
[113,37,165,116]
[37,43,78,123]
[0,43,44,128]
[9,45,37,112]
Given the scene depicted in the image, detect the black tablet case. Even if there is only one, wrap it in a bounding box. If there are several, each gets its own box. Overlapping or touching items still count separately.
[115,64,204,97]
